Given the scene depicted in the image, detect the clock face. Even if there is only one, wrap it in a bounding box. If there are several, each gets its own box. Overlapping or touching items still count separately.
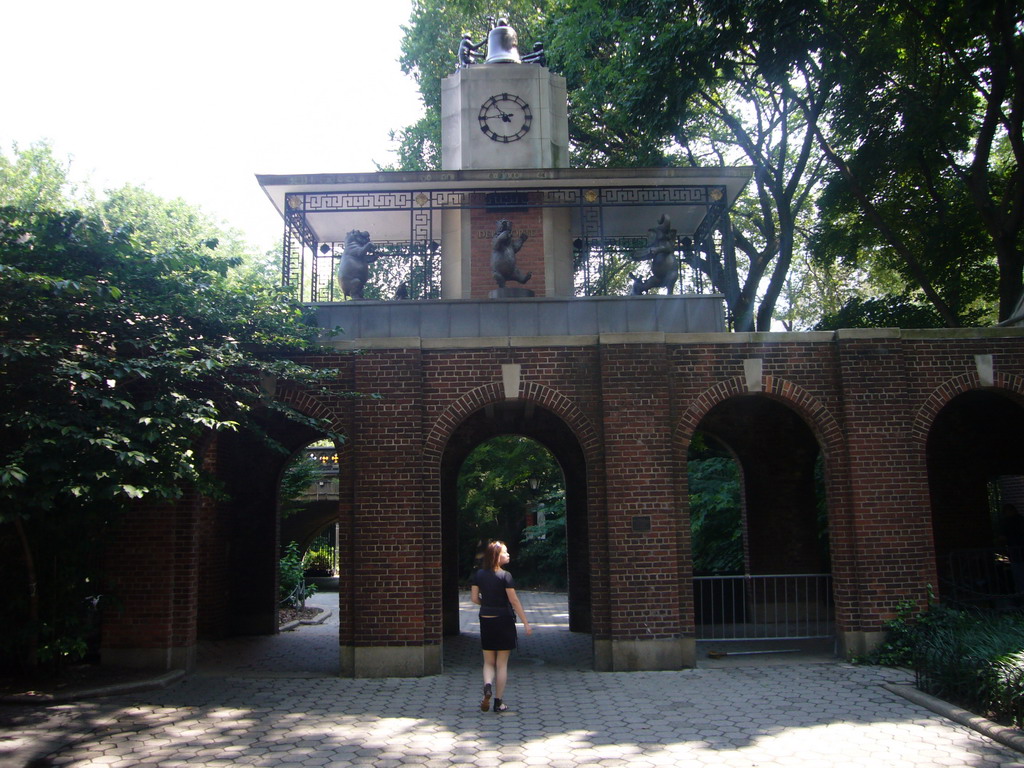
[478,93,533,143]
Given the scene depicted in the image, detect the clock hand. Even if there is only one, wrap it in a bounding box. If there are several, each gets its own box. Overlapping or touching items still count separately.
[484,111,515,123]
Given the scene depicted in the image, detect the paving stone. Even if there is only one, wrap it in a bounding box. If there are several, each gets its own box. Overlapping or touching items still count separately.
[3,592,1023,768]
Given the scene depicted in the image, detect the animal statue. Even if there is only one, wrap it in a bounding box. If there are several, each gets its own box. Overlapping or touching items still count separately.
[337,229,376,299]
[629,214,679,294]
[458,33,485,68]
[491,219,531,288]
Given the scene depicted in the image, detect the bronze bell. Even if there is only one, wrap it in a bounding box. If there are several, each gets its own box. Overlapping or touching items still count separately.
[485,20,521,63]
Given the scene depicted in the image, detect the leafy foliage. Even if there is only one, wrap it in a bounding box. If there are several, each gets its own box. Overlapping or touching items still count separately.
[914,608,1024,727]
[0,142,84,212]
[279,541,318,608]
[517,492,568,589]
[0,142,344,668]
[801,0,1021,324]
[0,206,331,515]
[860,599,951,668]
[457,435,565,585]
[687,432,744,575]
[548,0,829,330]
[688,456,743,575]
[816,295,947,331]
[279,452,325,518]
[302,544,336,576]
[868,600,1024,728]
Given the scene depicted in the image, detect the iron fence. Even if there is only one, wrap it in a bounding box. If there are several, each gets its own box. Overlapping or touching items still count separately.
[693,573,835,641]
[281,184,727,303]
[939,547,1024,608]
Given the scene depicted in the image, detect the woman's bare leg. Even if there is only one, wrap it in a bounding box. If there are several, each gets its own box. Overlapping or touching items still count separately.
[481,649,497,686]
[493,649,511,699]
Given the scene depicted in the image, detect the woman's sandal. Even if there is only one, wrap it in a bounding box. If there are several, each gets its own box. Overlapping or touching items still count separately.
[493,698,508,712]
[481,683,492,711]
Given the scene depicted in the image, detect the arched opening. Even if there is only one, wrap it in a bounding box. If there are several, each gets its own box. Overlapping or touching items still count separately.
[927,389,1024,608]
[196,411,331,640]
[455,435,566,589]
[689,395,833,653]
[279,439,340,568]
[439,400,591,664]
[279,439,342,598]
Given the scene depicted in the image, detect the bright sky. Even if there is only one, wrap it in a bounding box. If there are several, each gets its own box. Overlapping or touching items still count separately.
[2,0,423,251]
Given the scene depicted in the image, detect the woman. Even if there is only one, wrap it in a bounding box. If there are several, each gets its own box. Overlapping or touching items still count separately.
[469,540,532,712]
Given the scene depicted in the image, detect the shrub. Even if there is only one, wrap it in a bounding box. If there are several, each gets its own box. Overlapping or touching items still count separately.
[867,599,1024,728]
[914,610,1024,728]
[303,545,335,576]
[279,541,317,608]
[865,599,962,667]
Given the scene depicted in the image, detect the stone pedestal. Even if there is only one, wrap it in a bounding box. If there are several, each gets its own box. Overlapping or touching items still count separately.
[490,287,535,298]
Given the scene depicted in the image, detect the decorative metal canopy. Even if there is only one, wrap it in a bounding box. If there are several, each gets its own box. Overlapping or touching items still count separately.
[257,166,751,303]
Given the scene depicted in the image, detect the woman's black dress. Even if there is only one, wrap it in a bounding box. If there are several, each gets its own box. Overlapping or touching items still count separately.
[470,568,518,650]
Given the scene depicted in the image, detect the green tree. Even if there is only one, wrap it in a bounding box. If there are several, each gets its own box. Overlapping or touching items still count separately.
[776,251,874,331]
[457,435,563,582]
[279,450,326,518]
[97,184,250,264]
[517,491,568,588]
[550,0,835,329]
[398,0,1022,327]
[0,188,340,668]
[815,295,946,331]
[801,0,1017,325]
[0,141,81,211]
[718,0,1021,326]
[687,435,743,575]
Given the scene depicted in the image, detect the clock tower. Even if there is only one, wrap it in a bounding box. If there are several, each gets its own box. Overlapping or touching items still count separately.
[441,60,569,171]
[440,22,571,297]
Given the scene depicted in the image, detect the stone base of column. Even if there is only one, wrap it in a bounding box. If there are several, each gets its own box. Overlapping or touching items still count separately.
[837,630,887,659]
[339,644,442,678]
[593,637,695,671]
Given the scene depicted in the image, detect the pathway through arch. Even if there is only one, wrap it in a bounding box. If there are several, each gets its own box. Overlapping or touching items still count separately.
[195,591,592,678]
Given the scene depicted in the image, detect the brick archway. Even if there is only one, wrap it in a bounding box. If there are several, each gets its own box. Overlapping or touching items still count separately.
[673,375,844,459]
[912,372,1024,602]
[671,374,852,643]
[424,380,601,465]
[910,371,1024,447]
[425,379,603,648]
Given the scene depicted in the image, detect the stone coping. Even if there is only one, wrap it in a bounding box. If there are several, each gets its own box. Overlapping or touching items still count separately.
[312,299,1024,349]
[314,295,727,343]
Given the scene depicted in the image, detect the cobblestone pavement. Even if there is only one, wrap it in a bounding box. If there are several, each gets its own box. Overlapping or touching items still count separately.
[2,591,1022,768]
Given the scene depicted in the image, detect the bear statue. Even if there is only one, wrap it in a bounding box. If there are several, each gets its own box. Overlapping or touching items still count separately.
[337,229,376,300]
[629,214,678,295]
[491,219,531,288]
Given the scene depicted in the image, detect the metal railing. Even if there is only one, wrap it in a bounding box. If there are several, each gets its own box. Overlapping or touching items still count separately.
[693,574,835,641]
[940,547,1024,608]
[294,237,711,303]
[281,183,727,303]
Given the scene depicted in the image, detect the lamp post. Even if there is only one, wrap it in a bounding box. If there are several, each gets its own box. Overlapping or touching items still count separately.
[523,477,538,527]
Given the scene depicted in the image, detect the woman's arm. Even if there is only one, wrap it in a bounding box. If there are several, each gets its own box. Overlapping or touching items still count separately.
[471,585,482,606]
[505,588,532,635]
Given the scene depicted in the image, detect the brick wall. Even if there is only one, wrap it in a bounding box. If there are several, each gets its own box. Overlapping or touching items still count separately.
[103,329,1024,668]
